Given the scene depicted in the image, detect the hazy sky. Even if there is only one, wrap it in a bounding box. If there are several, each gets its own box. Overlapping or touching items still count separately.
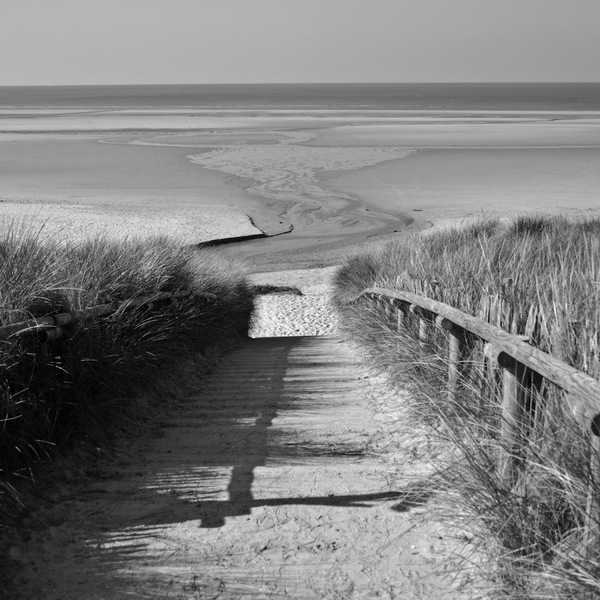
[3,0,600,85]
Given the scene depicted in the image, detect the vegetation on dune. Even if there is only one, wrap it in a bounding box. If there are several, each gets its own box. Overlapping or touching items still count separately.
[0,220,253,541]
[333,215,600,599]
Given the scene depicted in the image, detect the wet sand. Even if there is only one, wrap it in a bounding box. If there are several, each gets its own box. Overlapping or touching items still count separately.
[1,111,600,268]
[326,147,600,230]
[0,132,262,244]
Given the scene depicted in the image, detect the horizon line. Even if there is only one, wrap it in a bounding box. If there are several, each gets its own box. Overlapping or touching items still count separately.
[1,81,600,88]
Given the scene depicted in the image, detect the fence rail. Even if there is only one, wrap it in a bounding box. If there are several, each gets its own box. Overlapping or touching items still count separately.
[349,286,600,554]
[0,290,213,342]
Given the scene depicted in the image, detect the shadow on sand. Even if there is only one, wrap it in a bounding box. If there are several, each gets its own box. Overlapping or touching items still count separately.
[48,336,436,597]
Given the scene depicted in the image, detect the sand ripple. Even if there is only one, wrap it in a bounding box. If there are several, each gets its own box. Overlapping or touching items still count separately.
[190,143,413,206]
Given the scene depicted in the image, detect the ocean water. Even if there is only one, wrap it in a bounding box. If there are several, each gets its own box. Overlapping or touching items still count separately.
[1,82,599,112]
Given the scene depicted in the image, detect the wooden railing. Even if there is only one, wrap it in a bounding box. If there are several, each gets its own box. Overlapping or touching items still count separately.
[0,290,213,343]
[349,287,600,553]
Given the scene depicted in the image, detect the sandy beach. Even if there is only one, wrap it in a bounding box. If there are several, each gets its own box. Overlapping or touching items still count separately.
[2,110,600,269]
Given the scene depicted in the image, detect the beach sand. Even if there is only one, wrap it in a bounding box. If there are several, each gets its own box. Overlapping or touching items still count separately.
[1,112,600,266]
[249,267,339,337]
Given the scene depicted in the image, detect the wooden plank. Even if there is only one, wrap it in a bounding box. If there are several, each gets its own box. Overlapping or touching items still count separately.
[352,288,600,434]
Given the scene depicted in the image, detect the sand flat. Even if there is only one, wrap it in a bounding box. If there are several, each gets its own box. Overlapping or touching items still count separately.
[1,111,600,262]
[323,147,600,225]
[0,110,361,133]
[304,118,600,147]
[0,132,263,243]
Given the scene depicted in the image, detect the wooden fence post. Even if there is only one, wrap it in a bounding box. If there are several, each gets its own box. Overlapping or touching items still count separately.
[484,342,529,487]
[391,299,405,331]
[395,300,408,331]
[584,422,600,558]
[384,298,394,320]
[437,316,463,404]
[419,317,428,344]
[499,354,528,487]
[410,304,428,345]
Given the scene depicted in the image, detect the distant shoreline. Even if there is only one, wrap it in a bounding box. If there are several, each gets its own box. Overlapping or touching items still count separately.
[2,81,600,112]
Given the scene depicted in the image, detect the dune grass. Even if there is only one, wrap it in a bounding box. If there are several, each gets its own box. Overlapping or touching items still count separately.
[0,220,253,535]
[333,215,600,598]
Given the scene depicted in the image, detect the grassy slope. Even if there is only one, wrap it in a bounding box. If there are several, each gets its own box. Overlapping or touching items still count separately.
[0,223,253,553]
[333,216,600,599]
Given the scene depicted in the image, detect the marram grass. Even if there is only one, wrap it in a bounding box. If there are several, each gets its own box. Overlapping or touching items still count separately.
[0,220,253,521]
[333,215,600,599]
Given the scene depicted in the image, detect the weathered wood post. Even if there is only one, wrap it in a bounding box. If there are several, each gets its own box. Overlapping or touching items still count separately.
[393,299,408,331]
[375,294,386,316]
[485,340,529,487]
[584,415,600,558]
[410,304,428,345]
[419,316,428,344]
[436,316,463,404]
[384,297,394,321]
[500,357,527,486]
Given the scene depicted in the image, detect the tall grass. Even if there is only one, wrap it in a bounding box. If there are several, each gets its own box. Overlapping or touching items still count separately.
[0,220,253,524]
[333,215,600,598]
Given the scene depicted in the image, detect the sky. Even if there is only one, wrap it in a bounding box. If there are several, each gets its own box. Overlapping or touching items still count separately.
[2,0,600,85]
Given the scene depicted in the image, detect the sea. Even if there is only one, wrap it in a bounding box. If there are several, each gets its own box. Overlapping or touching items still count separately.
[0,82,599,112]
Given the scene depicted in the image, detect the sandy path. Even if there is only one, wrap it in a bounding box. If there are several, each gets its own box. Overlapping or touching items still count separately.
[9,325,472,599]
[249,267,339,338]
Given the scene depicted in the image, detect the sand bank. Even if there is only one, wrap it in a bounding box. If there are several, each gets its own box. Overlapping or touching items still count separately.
[1,111,599,266]
[0,110,379,134]
[304,118,600,148]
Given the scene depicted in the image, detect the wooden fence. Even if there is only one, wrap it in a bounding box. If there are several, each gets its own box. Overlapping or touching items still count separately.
[0,290,210,343]
[349,286,600,555]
